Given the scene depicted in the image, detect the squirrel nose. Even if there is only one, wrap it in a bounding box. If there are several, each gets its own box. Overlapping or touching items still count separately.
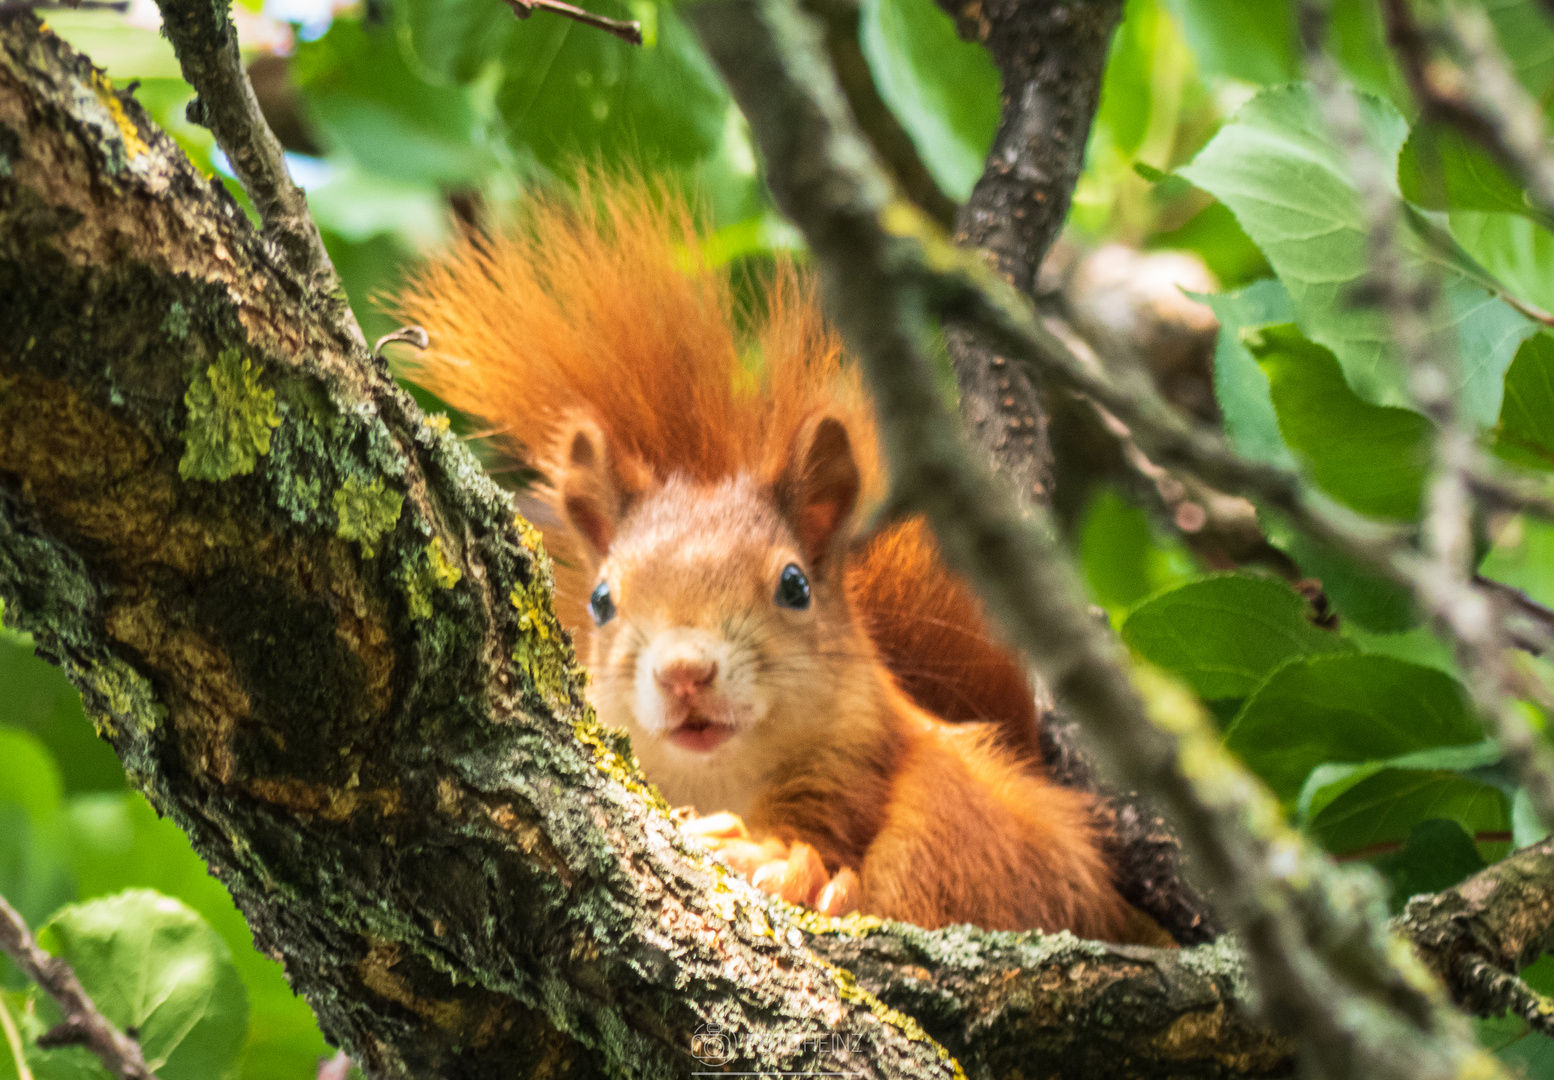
[656,660,717,699]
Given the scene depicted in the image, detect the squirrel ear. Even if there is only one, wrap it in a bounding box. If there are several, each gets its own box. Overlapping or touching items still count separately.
[778,415,861,570]
[555,416,645,561]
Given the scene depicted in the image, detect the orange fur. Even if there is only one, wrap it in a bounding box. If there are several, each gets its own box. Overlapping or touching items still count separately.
[396,175,1139,941]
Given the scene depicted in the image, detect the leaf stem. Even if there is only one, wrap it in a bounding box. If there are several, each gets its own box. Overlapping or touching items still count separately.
[0,991,34,1080]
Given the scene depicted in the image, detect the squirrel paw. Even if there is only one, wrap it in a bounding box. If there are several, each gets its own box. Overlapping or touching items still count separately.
[750,846,861,917]
[678,811,860,917]
[679,810,789,875]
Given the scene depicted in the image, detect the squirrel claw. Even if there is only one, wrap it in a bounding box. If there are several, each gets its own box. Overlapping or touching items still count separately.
[816,867,861,917]
[779,843,829,907]
[680,810,751,842]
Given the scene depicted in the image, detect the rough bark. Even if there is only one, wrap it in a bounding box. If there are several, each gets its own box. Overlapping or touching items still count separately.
[938,0,1123,508]
[0,15,1284,1080]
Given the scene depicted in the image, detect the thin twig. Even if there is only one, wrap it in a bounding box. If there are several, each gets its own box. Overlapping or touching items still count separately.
[500,0,643,44]
[153,0,364,352]
[1456,957,1554,1037]
[1470,459,1554,520]
[0,894,159,1080]
[1474,574,1554,655]
[0,0,127,13]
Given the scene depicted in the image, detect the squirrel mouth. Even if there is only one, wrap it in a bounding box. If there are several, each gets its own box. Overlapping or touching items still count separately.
[667,713,736,753]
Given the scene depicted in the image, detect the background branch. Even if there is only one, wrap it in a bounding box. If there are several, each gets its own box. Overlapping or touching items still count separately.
[0,893,158,1080]
[932,0,1124,508]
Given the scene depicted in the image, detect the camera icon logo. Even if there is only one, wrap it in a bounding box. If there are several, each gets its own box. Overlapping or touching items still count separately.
[690,1023,734,1067]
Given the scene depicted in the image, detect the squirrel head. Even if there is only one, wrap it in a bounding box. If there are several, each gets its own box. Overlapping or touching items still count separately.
[554,411,882,814]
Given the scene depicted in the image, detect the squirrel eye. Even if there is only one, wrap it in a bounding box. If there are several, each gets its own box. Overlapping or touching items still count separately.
[775,563,811,610]
[588,581,616,625]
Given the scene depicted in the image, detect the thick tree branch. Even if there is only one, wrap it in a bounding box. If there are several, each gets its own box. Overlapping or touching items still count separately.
[1402,835,1554,1032]
[0,893,159,1080]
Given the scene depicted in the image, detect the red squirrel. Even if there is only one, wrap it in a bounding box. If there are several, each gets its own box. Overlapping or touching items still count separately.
[397,176,1149,942]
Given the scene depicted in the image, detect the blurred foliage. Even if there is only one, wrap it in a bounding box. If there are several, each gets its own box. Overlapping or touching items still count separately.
[7,0,1554,1075]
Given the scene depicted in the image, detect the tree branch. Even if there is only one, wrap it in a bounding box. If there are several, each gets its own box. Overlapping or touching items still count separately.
[0,893,159,1080]
[801,0,958,228]
[1401,835,1554,1032]
[153,0,361,352]
[934,0,1123,509]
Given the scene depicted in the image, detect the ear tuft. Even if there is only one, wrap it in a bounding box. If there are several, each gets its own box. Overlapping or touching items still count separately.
[554,415,645,561]
[778,415,861,570]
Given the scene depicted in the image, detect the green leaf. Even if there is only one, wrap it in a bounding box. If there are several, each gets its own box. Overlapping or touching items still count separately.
[0,807,74,958]
[1486,0,1554,103]
[1078,489,1198,613]
[1308,769,1508,855]
[1163,0,1298,85]
[1399,122,1546,223]
[1178,84,1536,426]
[64,795,330,1077]
[1328,0,1404,104]
[491,1,729,171]
[0,728,62,825]
[1224,654,1483,802]
[41,12,182,80]
[1267,519,1421,632]
[1496,333,1554,468]
[1448,210,1554,317]
[1372,818,1487,909]
[1296,740,1504,822]
[400,0,521,82]
[1148,200,1272,289]
[294,20,499,187]
[859,0,1000,201]
[1199,278,1295,467]
[1095,0,1170,160]
[1121,574,1351,700]
[0,633,124,794]
[1247,323,1433,520]
[32,891,248,1080]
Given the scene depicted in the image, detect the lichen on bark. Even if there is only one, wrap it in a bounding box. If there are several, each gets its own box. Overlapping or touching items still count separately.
[179,347,282,481]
